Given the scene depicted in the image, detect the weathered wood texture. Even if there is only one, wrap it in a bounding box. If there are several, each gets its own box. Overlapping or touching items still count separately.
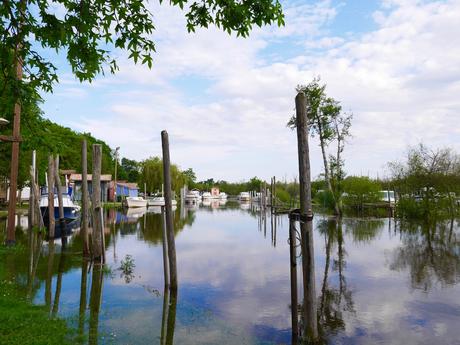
[91,144,103,262]
[295,92,318,340]
[47,156,56,238]
[81,140,90,256]
[54,156,65,223]
[161,130,178,290]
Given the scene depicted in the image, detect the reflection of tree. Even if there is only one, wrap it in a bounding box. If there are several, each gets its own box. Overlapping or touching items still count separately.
[316,218,355,339]
[343,218,384,244]
[389,220,460,291]
[139,208,195,245]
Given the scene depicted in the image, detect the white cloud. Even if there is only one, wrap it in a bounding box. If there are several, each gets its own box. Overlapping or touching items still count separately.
[45,0,460,181]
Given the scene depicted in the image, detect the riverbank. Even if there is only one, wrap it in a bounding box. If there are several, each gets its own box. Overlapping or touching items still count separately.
[0,246,80,345]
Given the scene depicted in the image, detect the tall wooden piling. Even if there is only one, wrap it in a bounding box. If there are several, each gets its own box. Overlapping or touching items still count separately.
[295,92,318,340]
[91,144,103,262]
[54,156,65,230]
[47,156,55,238]
[161,130,178,290]
[81,140,90,256]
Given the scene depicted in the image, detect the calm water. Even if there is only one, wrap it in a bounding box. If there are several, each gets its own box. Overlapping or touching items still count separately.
[1,202,460,344]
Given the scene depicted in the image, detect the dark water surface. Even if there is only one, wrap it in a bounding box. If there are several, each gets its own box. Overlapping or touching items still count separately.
[1,202,460,344]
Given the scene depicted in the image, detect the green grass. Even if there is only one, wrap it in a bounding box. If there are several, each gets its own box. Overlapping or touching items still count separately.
[0,246,81,345]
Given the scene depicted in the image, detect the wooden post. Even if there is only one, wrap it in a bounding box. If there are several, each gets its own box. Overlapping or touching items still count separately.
[273,176,276,210]
[54,155,65,234]
[29,166,43,230]
[295,92,318,340]
[161,130,178,290]
[47,156,56,239]
[91,144,103,262]
[81,140,90,256]
[288,213,299,343]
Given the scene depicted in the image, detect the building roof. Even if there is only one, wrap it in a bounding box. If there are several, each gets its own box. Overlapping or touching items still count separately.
[69,173,112,182]
[116,182,139,189]
[60,169,76,175]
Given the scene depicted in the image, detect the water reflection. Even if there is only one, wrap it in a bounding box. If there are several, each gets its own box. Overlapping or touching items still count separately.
[390,219,460,291]
[1,208,460,344]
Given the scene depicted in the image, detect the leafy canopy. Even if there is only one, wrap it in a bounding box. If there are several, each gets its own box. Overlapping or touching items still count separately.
[1,0,284,105]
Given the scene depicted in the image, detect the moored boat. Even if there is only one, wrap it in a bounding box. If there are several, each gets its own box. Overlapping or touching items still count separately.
[126,196,148,208]
[40,190,80,221]
[146,196,178,207]
[238,192,251,202]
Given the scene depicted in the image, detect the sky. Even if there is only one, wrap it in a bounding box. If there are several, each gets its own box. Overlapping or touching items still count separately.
[40,0,460,182]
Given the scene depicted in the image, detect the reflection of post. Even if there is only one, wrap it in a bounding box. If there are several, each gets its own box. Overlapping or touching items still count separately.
[81,140,90,256]
[288,213,299,344]
[161,130,177,290]
[45,241,55,310]
[166,289,178,345]
[161,207,170,287]
[89,263,104,345]
[52,246,67,317]
[79,259,89,338]
[160,286,170,345]
[295,92,318,340]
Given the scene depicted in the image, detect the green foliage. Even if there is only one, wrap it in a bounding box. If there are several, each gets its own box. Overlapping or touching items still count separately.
[1,0,284,109]
[288,77,353,215]
[389,144,460,219]
[315,189,336,210]
[138,156,187,196]
[0,96,115,187]
[341,176,381,209]
[118,158,140,183]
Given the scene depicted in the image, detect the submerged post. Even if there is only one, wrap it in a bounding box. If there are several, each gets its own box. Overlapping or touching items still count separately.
[92,144,103,262]
[81,140,90,256]
[288,212,299,344]
[161,207,170,287]
[47,156,55,238]
[161,130,178,290]
[295,92,318,340]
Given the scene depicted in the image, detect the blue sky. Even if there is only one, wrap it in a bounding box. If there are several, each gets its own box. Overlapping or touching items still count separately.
[39,0,460,181]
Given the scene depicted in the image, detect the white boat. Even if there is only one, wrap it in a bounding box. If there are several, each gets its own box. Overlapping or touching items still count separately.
[218,192,228,200]
[126,196,148,208]
[39,192,81,220]
[202,192,212,199]
[146,196,178,207]
[238,192,251,202]
[185,190,201,203]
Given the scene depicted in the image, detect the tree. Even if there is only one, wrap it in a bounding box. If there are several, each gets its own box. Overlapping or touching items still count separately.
[119,158,140,183]
[341,176,381,211]
[1,0,285,244]
[389,144,460,219]
[289,78,352,216]
[138,156,187,196]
